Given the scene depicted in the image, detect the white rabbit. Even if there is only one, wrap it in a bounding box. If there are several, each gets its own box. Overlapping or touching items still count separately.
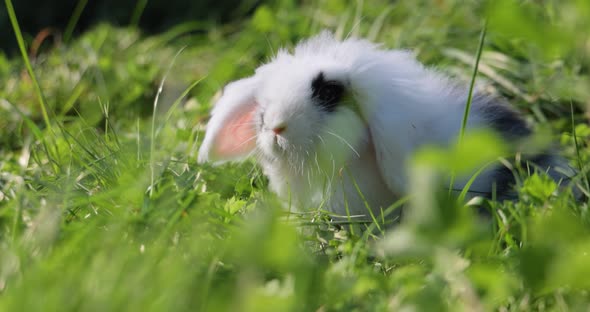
[198,32,575,218]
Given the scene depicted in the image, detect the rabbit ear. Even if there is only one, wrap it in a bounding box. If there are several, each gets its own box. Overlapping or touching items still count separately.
[366,120,410,196]
[198,77,259,163]
[352,76,425,196]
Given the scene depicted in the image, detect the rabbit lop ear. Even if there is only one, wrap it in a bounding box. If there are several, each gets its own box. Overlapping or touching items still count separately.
[198,77,259,164]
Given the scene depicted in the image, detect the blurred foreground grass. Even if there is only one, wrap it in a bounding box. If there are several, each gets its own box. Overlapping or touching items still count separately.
[1,0,590,311]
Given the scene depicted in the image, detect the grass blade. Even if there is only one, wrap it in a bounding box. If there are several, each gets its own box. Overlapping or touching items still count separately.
[449,21,487,196]
[4,0,53,133]
[149,47,186,197]
[570,101,590,193]
[64,0,88,43]
[130,0,149,27]
[460,21,487,142]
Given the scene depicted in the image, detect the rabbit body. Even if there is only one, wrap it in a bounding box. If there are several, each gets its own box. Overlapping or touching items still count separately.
[198,32,572,217]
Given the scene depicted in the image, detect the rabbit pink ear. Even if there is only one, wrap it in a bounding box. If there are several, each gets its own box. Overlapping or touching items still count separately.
[209,101,257,160]
[198,77,259,163]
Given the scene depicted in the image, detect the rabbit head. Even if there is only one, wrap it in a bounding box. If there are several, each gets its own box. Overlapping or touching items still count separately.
[197,32,406,213]
[198,33,386,177]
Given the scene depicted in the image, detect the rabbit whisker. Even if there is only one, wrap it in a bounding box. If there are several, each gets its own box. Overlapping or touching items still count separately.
[232,134,259,151]
[324,130,360,157]
[230,121,259,127]
[314,153,321,175]
[316,134,326,146]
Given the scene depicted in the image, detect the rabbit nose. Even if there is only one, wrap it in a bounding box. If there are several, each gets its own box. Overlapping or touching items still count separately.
[272,124,287,135]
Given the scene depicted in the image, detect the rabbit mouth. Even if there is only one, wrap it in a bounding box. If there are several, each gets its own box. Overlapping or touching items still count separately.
[258,131,288,158]
[271,137,286,153]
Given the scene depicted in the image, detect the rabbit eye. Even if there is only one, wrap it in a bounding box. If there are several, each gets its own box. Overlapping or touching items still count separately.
[311,72,344,113]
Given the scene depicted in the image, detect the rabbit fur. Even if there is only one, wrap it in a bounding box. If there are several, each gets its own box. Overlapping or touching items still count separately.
[198,32,575,218]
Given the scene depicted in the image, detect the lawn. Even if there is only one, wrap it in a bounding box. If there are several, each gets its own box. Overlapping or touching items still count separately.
[1,0,589,311]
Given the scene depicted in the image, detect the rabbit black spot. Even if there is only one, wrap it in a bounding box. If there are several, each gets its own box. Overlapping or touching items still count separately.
[474,94,532,140]
[311,72,345,113]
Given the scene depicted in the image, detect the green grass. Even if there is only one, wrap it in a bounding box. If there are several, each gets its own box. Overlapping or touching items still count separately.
[1,0,590,311]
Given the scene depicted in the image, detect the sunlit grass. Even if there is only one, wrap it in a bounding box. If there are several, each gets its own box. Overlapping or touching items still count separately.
[0,0,589,311]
